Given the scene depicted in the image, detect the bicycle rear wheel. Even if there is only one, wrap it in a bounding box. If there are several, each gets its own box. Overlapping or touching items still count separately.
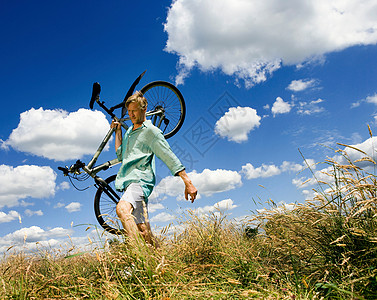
[140,81,186,139]
[94,175,123,235]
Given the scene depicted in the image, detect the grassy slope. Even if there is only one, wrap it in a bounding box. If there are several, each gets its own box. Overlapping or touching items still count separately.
[2,149,377,299]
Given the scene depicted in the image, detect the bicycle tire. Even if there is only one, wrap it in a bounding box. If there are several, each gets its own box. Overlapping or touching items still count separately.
[94,175,123,235]
[140,81,186,139]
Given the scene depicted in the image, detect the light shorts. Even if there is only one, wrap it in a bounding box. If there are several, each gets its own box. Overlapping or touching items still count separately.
[119,183,148,224]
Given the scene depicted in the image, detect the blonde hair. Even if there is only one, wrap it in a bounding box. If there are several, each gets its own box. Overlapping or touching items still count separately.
[125,91,147,110]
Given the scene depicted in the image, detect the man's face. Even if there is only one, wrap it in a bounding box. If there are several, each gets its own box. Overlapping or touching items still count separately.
[127,102,146,126]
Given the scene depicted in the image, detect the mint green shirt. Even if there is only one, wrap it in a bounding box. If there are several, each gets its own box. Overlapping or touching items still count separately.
[115,120,184,202]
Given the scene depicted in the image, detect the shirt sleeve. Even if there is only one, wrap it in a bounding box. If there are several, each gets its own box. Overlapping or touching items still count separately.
[116,144,122,161]
[150,131,185,176]
[116,131,128,161]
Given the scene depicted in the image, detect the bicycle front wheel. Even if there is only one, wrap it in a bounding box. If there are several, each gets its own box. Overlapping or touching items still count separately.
[141,81,186,139]
[94,175,123,235]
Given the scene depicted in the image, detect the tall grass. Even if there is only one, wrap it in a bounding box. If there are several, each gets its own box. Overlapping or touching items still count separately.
[1,143,377,299]
[251,145,377,299]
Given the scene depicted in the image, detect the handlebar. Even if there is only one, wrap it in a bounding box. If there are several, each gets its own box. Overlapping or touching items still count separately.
[58,160,85,176]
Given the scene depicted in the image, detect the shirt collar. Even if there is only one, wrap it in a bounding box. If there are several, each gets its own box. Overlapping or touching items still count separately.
[130,120,151,132]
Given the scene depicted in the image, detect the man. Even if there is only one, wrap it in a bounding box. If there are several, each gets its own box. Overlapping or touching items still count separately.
[110,91,197,246]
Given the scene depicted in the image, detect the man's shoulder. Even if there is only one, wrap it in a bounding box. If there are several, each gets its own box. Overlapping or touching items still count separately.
[143,120,163,136]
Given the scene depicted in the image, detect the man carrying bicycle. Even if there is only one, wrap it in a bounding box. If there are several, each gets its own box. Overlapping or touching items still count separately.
[111,91,197,246]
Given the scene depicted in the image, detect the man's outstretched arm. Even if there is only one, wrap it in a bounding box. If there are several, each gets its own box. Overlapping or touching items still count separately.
[177,169,197,203]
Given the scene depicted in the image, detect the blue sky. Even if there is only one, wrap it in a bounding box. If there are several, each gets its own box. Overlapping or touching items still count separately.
[1,0,377,252]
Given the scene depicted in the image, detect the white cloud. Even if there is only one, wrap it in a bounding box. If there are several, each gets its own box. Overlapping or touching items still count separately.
[297,99,325,115]
[0,165,56,208]
[241,163,281,179]
[20,200,34,207]
[294,139,377,197]
[287,79,318,92]
[214,107,261,143]
[58,182,70,191]
[293,165,334,189]
[150,212,176,223]
[65,202,82,213]
[0,139,9,151]
[280,161,306,172]
[343,137,377,167]
[271,97,292,116]
[365,94,377,105]
[0,226,73,252]
[164,0,377,87]
[24,209,43,217]
[193,199,238,216]
[242,160,311,180]
[3,108,110,161]
[0,210,20,223]
[148,203,165,213]
[54,202,66,209]
[257,201,296,214]
[293,138,377,195]
[292,177,316,189]
[352,93,377,108]
[150,169,242,201]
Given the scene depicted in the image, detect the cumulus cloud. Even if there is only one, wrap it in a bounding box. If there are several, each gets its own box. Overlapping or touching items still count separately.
[148,203,165,213]
[292,138,377,195]
[150,169,242,201]
[65,202,82,213]
[0,165,56,208]
[150,212,176,223]
[0,226,73,252]
[292,165,335,190]
[164,0,377,87]
[365,94,377,105]
[241,160,311,180]
[192,199,238,216]
[214,107,261,143]
[3,108,110,161]
[58,182,70,191]
[343,137,377,167]
[271,97,292,116]
[241,163,281,179]
[293,139,377,198]
[287,79,318,92]
[0,210,20,223]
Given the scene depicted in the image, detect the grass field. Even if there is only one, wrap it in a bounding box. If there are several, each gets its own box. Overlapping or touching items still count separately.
[1,142,377,299]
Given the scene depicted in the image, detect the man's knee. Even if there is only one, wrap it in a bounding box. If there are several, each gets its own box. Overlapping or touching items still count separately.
[116,201,133,218]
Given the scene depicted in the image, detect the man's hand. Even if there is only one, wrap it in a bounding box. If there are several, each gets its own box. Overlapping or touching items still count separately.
[111,120,122,131]
[178,170,197,203]
[185,183,198,203]
[111,120,122,151]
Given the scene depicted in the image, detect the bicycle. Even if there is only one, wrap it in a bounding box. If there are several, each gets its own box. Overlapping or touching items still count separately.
[58,71,186,235]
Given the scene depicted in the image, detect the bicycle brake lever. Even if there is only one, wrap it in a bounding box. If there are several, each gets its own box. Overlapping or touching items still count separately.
[58,166,69,176]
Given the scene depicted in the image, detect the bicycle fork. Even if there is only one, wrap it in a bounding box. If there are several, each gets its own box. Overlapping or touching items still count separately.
[94,176,120,205]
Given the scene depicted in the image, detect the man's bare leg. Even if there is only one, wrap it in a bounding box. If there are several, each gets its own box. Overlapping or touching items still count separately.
[136,222,159,247]
[116,201,158,247]
[116,201,143,244]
